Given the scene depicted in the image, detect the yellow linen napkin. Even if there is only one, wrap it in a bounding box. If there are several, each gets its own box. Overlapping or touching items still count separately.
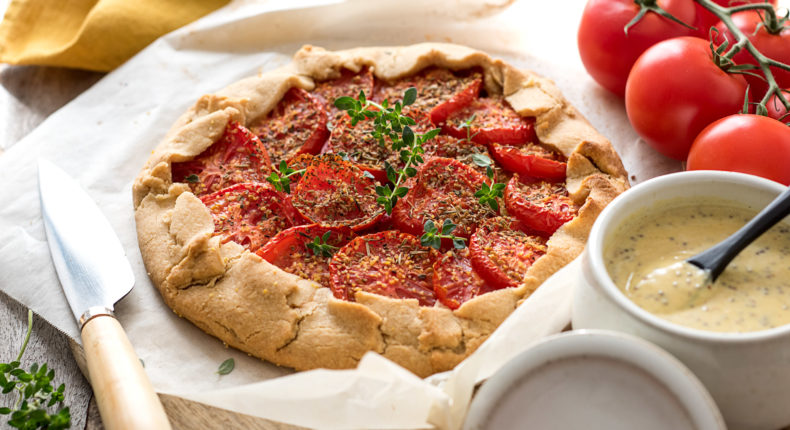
[0,0,228,71]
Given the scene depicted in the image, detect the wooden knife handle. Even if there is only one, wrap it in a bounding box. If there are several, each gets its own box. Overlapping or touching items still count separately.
[82,315,172,430]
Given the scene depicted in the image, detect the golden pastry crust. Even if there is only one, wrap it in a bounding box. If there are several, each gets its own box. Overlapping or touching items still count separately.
[133,43,629,377]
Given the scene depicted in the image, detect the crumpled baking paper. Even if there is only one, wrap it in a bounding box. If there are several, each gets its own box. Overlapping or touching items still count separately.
[0,0,682,428]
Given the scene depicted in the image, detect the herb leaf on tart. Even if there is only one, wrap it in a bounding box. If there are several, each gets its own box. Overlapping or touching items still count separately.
[256,224,354,287]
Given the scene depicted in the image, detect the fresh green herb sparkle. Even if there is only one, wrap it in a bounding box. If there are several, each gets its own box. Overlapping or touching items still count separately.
[421,219,467,250]
[0,310,71,430]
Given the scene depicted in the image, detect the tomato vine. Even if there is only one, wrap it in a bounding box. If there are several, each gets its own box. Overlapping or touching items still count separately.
[696,0,790,117]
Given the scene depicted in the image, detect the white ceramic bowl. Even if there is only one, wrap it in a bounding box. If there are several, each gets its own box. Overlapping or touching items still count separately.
[572,171,790,430]
[463,330,725,430]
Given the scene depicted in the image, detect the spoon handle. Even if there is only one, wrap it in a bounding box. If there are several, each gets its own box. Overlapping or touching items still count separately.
[688,185,790,281]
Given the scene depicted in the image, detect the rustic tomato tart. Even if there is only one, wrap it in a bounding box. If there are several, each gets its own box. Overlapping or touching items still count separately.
[133,43,628,377]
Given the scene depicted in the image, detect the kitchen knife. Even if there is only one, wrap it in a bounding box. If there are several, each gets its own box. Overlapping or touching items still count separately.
[38,159,171,430]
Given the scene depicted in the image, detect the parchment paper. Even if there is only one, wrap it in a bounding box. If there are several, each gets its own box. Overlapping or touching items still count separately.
[0,0,683,428]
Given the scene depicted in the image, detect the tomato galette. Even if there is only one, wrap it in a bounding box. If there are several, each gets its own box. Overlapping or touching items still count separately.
[133,44,628,377]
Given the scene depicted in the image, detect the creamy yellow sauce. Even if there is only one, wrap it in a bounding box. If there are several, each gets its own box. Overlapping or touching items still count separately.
[605,198,790,333]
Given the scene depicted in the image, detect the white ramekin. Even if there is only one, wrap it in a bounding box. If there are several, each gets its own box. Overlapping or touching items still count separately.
[572,170,790,430]
[463,330,724,430]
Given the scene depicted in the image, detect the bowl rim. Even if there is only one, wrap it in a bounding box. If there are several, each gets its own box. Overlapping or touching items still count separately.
[462,329,725,430]
[587,170,790,343]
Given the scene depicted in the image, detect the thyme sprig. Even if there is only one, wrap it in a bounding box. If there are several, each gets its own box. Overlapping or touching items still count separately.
[0,310,70,430]
[421,219,467,250]
[266,161,305,194]
[305,231,339,258]
[334,88,441,215]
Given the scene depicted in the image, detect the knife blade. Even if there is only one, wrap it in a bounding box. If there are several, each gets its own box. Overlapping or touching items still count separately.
[38,159,171,430]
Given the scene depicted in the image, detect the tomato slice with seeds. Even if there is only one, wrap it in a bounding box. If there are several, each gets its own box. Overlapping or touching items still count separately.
[433,247,490,310]
[256,224,354,287]
[329,230,437,306]
[200,183,301,252]
[321,114,400,183]
[312,67,375,121]
[374,68,482,123]
[392,157,492,239]
[292,154,384,231]
[249,87,330,165]
[490,142,567,181]
[469,216,547,290]
[171,121,273,197]
[504,176,577,235]
[443,97,537,146]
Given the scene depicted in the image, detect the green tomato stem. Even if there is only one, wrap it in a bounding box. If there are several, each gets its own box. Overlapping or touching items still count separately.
[694,0,790,114]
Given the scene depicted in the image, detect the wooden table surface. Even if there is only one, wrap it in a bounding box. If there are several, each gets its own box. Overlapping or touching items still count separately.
[0,64,106,429]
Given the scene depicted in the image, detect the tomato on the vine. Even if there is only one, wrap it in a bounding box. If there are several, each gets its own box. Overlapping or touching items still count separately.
[687,114,790,186]
[625,36,748,160]
[714,10,790,98]
[695,0,778,40]
[577,0,699,97]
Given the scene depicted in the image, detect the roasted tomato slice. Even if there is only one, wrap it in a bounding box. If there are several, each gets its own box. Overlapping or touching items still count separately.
[392,157,492,239]
[504,176,577,235]
[312,67,375,121]
[374,68,482,123]
[256,224,354,287]
[433,247,490,310]
[443,97,537,146]
[321,114,399,183]
[422,134,505,180]
[249,87,330,165]
[329,230,437,306]
[469,216,547,289]
[172,121,273,197]
[490,142,566,181]
[292,154,384,231]
[200,183,300,252]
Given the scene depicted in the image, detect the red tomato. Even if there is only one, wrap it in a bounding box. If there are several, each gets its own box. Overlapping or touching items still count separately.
[171,121,273,197]
[312,67,375,121]
[200,183,300,252]
[625,37,748,160]
[392,157,491,239]
[292,155,383,231]
[256,224,354,287]
[442,97,537,146]
[422,134,498,178]
[469,217,547,290]
[489,142,566,181]
[504,176,578,235]
[695,0,778,40]
[433,248,490,310]
[687,114,790,186]
[767,90,789,121]
[250,87,330,165]
[578,0,699,97]
[373,68,482,123]
[714,10,790,98]
[329,230,438,306]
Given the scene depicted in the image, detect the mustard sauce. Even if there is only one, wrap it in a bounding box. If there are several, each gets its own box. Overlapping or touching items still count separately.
[605,199,790,333]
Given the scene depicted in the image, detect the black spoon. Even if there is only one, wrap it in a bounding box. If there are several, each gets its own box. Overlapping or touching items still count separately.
[687,185,790,283]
